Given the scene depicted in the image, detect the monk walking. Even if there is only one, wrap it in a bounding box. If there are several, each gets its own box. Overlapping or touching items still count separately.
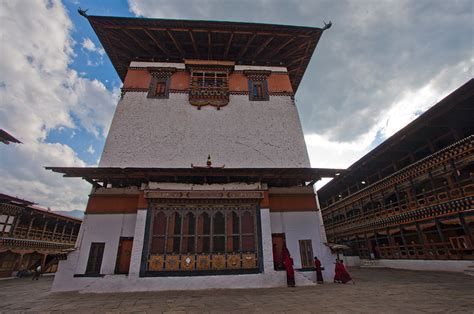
[314,256,324,284]
[339,260,355,284]
[283,253,295,287]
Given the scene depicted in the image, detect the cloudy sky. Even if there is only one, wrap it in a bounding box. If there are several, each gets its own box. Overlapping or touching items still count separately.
[0,0,472,212]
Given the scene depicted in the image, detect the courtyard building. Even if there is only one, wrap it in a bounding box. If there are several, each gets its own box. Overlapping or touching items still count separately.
[318,79,474,272]
[47,14,341,292]
[0,193,82,277]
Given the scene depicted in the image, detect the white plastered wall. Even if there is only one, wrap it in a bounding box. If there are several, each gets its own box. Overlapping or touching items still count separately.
[73,214,136,275]
[99,92,310,168]
[270,211,335,281]
[51,206,293,293]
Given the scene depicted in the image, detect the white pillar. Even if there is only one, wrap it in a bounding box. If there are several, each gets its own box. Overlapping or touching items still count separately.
[129,209,147,278]
[260,208,275,273]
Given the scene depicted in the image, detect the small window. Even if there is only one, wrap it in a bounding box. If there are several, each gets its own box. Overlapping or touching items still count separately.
[299,239,314,268]
[248,79,269,101]
[86,242,105,275]
[0,214,14,235]
[147,76,169,99]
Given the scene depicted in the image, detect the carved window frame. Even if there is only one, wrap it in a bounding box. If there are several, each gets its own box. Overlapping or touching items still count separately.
[146,67,176,99]
[244,70,271,101]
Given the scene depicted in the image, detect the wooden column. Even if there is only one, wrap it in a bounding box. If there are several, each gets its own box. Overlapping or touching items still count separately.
[415,222,426,257]
[459,213,473,245]
[51,220,58,241]
[26,217,36,238]
[435,218,448,258]
[69,224,76,242]
[409,178,418,208]
[41,219,49,240]
[60,223,67,242]
[41,254,47,271]
[399,226,408,258]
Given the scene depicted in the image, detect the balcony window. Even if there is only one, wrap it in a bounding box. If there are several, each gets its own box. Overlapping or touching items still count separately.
[189,70,229,108]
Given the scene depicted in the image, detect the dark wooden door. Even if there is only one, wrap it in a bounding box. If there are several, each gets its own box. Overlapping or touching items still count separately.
[271,233,286,270]
[86,242,105,275]
[115,238,133,274]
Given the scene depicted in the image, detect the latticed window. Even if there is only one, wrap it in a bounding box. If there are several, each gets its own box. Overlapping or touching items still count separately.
[147,77,169,99]
[188,70,230,108]
[146,201,260,273]
[248,79,269,101]
[149,208,257,255]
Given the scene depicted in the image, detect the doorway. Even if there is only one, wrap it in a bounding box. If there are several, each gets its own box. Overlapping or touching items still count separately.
[115,237,133,274]
[271,233,286,270]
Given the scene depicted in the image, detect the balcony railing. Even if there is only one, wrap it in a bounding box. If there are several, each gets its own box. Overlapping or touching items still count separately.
[324,178,473,231]
[0,237,74,250]
[12,227,77,244]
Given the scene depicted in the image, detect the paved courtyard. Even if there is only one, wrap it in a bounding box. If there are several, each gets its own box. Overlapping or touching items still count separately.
[0,268,473,313]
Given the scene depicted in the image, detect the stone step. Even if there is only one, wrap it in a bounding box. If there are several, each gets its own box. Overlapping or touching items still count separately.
[294,270,316,286]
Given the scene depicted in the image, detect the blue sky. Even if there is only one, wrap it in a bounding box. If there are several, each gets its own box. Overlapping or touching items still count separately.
[0,0,472,211]
[44,0,131,165]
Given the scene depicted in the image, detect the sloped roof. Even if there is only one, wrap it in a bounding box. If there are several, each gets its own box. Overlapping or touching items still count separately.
[85,15,328,92]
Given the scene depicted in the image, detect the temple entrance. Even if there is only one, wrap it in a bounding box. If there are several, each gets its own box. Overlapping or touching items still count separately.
[115,237,133,274]
[143,197,261,275]
[271,233,286,270]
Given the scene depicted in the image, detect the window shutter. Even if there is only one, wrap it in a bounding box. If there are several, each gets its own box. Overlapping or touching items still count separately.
[248,79,253,100]
[264,80,269,100]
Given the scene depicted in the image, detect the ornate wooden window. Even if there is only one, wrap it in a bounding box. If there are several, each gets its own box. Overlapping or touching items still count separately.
[146,200,260,274]
[189,70,230,108]
[245,70,270,101]
[146,67,176,99]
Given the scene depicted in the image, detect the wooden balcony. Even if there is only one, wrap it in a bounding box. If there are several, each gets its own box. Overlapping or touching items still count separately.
[12,227,77,244]
[0,237,74,251]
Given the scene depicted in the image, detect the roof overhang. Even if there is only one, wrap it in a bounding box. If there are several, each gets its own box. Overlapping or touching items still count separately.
[0,129,21,144]
[85,15,327,92]
[45,167,344,188]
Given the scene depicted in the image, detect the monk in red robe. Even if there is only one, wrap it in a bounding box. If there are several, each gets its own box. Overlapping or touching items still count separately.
[339,260,355,284]
[283,254,295,287]
[314,256,324,284]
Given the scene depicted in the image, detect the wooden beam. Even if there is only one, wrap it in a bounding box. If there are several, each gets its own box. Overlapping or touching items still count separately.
[189,30,200,58]
[82,177,101,188]
[264,37,294,59]
[143,29,170,55]
[292,42,312,79]
[251,36,274,59]
[121,28,154,55]
[286,54,309,67]
[166,30,185,57]
[239,33,257,58]
[223,32,234,59]
[279,40,309,59]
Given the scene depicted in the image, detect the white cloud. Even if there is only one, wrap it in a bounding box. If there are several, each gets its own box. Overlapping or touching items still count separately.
[82,37,105,56]
[86,145,95,155]
[0,0,117,211]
